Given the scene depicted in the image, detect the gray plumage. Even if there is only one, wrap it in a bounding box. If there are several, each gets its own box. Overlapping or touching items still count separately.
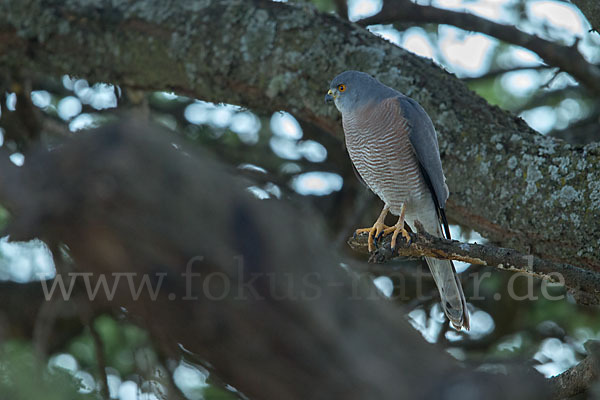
[326,71,469,329]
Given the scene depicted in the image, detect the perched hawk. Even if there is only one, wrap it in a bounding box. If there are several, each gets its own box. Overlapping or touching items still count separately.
[326,71,469,330]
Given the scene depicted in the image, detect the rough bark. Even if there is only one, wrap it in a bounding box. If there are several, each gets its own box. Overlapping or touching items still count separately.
[0,0,599,270]
[549,340,600,399]
[0,122,548,400]
[347,222,600,305]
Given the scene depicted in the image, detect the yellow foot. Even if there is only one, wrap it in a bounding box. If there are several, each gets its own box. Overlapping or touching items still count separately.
[354,222,391,252]
[389,226,411,249]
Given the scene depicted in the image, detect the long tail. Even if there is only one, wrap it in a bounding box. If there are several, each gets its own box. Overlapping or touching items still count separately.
[426,257,470,330]
[406,202,470,330]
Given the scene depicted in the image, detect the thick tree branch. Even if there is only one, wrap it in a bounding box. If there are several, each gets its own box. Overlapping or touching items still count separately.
[0,0,599,270]
[347,221,600,305]
[357,0,600,93]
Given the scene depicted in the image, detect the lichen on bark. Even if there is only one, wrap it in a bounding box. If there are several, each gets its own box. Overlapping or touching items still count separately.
[0,0,598,269]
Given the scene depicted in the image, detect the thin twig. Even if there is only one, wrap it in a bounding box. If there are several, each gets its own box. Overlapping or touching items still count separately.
[88,316,110,399]
[32,244,71,358]
[357,0,600,93]
[32,296,60,358]
[333,0,348,20]
[512,85,589,114]
[462,65,553,82]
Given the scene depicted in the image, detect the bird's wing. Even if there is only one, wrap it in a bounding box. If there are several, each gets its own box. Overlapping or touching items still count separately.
[395,95,451,239]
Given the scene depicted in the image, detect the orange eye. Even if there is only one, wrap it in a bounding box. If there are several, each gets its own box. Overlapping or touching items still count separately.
[338,84,346,92]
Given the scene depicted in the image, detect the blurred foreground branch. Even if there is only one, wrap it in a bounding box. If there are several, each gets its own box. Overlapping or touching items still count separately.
[0,122,547,400]
[348,222,600,306]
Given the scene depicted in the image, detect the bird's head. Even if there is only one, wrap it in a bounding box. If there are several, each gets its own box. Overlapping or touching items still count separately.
[325,70,395,113]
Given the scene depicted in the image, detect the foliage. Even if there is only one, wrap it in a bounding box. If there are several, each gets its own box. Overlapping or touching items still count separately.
[0,341,95,400]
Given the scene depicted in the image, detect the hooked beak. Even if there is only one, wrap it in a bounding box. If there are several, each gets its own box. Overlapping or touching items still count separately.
[325,89,335,104]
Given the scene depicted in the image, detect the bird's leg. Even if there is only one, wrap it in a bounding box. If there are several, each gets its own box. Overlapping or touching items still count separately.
[354,205,391,252]
[382,203,411,249]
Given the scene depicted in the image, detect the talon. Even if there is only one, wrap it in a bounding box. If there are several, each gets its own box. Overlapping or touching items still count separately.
[368,229,376,252]
[401,228,411,244]
[373,230,385,248]
[353,206,391,253]
[390,228,411,249]
[389,204,410,250]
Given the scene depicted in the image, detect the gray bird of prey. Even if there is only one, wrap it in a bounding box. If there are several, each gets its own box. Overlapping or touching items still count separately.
[325,70,469,330]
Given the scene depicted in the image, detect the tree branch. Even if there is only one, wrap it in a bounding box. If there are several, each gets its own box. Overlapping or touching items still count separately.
[1,0,599,270]
[88,317,110,399]
[512,85,590,114]
[461,65,553,82]
[549,340,600,399]
[347,221,600,305]
[333,0,349,20]
[0,121,548,400]
[357,0,600,94]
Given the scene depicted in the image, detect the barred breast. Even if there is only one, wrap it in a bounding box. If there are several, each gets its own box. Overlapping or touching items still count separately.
[342,97,430,216]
